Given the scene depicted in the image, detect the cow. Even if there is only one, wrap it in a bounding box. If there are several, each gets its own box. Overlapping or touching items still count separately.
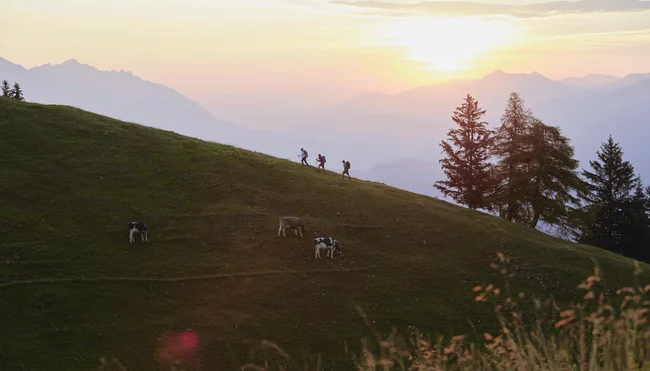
[278,216,306,237]
[314,237,342,259]
[128,222,148,243]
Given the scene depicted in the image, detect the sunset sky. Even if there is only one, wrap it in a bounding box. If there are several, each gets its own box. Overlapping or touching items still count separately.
[4,0,650,96]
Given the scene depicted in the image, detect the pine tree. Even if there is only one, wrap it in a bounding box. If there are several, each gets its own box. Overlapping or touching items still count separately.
[11,82,24,101]
[578,135,641,254]
[521,119,586,228]
[1,80,11,97]
[620,183,650,260]
[434,94,494,210]
[491,92,533,221]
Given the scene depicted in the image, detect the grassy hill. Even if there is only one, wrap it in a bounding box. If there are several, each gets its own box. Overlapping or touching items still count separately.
[0,98,648,370]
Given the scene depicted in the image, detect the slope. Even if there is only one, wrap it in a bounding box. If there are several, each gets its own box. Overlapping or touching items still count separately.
[0,98,648,370]
[0,58,238,143]
[0,57,311,163]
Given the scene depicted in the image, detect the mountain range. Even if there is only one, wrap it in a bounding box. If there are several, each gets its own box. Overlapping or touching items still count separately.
[0,57,325,161]
[2,57,649,219]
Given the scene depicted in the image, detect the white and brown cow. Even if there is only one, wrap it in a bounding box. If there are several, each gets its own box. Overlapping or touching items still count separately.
[314,237,342,259]
[278,216,306,237]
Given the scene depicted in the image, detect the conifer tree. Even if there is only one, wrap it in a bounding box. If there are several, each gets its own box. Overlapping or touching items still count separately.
[620,183,650,260]
[491,92,533,221]
[11,82,24,101]
[578,135,641,254]
[486,163,507,218]
[434,94,494,210]
[1,80,11,97]
[521,119,586,228]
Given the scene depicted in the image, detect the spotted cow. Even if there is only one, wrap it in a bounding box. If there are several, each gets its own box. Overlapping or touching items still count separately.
[128,221,148,243]
[314,237,342,259]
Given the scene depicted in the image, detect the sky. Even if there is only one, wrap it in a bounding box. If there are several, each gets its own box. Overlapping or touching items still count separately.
[3,0,650,98]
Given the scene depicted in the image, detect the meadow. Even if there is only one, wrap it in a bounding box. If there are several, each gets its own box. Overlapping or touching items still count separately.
[1,98,648,370]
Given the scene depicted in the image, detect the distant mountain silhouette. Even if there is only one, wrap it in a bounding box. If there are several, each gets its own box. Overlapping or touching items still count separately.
[361,159,443,199]
[0,57,242,143]
[560,74,620,88]
[0,57,327,161]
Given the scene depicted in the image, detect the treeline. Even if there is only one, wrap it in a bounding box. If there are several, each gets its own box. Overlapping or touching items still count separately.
[1,80,25,101]
[435,93,650,262]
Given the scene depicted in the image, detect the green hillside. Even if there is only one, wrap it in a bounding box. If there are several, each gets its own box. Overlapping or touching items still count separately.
[0,98,647,370]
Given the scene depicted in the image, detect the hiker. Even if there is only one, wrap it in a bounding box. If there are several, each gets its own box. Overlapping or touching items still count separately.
[342,160,351,179]
[317,154,326,170]
[300,148,309,166]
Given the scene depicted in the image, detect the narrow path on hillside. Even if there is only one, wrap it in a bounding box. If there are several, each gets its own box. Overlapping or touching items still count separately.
[0,267,372,289]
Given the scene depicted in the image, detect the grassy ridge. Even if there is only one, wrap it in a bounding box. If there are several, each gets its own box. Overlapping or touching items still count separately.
[0,98,648,370]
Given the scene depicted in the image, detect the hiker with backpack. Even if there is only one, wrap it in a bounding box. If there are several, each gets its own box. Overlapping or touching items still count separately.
[342,160,351,179]
[317,154,326,170]
[300,148,309,166]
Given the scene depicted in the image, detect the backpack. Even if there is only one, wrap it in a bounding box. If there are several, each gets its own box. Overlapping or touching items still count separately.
[322,155,326,163]
[345,161,351,169]
[304,150,308,157]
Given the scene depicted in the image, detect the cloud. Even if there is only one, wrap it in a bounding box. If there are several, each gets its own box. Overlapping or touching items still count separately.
[329,0,650,18]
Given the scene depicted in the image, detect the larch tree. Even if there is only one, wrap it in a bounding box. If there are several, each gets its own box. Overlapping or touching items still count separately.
[491,92,533,221]
[520,119,586,228]
[434,94,494,210]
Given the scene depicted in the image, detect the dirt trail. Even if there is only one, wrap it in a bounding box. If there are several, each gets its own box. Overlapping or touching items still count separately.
[0,267,372,289]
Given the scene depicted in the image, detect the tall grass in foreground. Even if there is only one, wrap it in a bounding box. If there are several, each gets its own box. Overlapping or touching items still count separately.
[243,253,650,371]
[99,253,650,371]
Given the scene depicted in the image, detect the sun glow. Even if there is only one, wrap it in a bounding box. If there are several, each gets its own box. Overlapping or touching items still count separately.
[377,17,514,72]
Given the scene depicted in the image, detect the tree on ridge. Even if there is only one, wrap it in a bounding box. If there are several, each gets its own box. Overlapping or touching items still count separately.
[435,94,494,210]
